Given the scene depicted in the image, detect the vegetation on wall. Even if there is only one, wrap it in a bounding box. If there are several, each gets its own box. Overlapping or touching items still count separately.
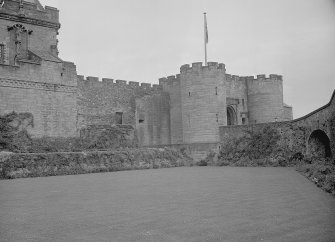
[296,157,335,196]
[217,126,290,167]
[0,112,137,153]
[0,112,33,152]
[26,125,137,153]
[0,148,189,179]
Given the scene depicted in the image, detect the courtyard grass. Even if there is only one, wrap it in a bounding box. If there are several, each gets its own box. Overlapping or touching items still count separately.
[0,167,334,242]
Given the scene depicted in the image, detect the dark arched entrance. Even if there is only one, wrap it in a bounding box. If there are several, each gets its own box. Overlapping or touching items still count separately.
[227,106,237,126]
[308,129,331,158]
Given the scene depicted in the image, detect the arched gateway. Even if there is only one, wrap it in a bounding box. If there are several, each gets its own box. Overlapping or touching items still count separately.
[308,129,331,158]
[227,106,237,126]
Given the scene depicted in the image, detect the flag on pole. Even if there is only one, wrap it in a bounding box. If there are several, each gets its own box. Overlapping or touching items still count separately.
[204,13,208,44]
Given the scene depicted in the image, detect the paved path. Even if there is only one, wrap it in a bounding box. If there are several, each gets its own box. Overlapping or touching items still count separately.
[0,167,334,242]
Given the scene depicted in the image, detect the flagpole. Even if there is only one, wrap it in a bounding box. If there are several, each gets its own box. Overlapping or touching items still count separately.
[204,12,207,66]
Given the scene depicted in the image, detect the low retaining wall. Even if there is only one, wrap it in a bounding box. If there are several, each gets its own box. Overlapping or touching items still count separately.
[143,143,220,162]
[0,148,188,179]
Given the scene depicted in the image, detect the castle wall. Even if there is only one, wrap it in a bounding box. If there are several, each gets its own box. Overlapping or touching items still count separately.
[77,77,170,146]
[180,62,226,143]
[247,75,284,124]
[159,75,183,144]
[0,81,77,137]
[292,92,335,156]
[136,93,171,146]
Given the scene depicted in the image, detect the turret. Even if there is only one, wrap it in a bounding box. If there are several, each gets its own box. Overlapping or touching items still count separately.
[247,74,284,123]
[180,62,226,143]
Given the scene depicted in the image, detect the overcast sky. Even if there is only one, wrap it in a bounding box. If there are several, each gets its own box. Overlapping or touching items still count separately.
[42,0,335,118]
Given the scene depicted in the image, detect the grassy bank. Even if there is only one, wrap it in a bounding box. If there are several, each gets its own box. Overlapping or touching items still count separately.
[296,157,335,196]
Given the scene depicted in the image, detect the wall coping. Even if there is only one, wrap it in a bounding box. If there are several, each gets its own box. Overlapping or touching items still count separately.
[292,89,335,123]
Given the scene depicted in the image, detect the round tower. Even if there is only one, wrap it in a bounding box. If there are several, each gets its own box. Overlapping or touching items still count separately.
[180,62,226,143]
[246,74,284,124]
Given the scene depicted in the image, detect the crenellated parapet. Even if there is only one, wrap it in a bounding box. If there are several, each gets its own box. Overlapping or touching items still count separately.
[225,74,241,81]
[180,62,226,73]
[228,74,283,82]
[0,0,60,29]
[77,75,163,92]
[158,74,180,86]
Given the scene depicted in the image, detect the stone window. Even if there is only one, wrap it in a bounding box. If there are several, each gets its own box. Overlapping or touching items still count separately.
[115,112,123,124]
[0,44,4,63]
[189,92,191,97]
[216,114,219,123]
[7,24,31,64]
[215,87,218,95]
[242,118,246,125]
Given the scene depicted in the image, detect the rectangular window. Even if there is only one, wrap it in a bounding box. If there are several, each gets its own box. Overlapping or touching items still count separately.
[215,87,218,95]
[115,112,123,124]
[0,44,4,63]
[216,114,219,123]
[242,99,245,108]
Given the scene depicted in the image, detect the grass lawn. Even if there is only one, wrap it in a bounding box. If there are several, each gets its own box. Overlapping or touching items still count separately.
[0,167,334,242]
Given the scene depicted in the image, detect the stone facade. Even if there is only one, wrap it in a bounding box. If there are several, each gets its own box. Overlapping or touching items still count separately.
[77,76,169,146]
[0,0,293,147]
[0,0,77,137]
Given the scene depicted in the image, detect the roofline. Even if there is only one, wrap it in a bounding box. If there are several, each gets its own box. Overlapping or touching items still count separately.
[292,89,335,123]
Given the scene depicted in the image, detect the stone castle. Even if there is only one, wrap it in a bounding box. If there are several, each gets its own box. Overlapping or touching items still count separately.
[1,0,293,147]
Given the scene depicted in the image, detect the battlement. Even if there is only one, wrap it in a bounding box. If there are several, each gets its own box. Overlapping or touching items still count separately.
[158,74,180,86]
[77,75,163,91]
[225,74,241,81]
[0,0,60,28]
[232,74,283,81]
[180,62,226,73]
